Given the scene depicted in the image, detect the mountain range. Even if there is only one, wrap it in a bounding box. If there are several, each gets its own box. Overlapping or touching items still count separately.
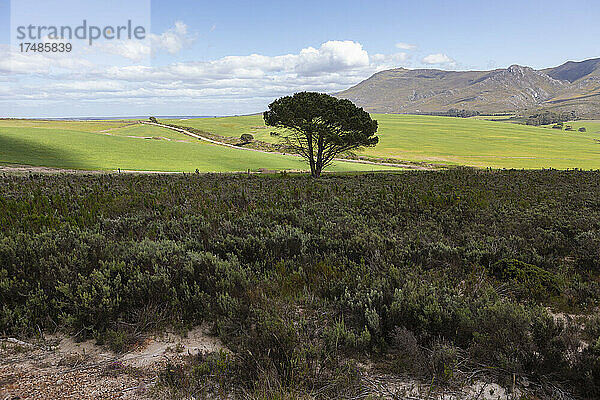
[335,58,600,118]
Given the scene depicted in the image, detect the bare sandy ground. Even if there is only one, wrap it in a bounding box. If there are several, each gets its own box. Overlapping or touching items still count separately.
[0,326,224,400]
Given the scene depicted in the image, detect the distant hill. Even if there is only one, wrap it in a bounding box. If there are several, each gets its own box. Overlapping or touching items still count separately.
[335,58,600,118]
[543,58,600,82]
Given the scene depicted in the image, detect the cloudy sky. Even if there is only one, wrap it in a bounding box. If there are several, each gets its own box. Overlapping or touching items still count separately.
[1,0,599,117]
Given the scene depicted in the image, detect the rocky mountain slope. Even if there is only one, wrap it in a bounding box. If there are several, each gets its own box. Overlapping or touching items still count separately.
[336,58,600,118]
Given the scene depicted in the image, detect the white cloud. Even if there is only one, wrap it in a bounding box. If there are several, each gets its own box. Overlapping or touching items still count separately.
[395,42,416,50]
[92,40,373,80]
[0,39,415,116]
[86,22,196,62]
[93,40,151,62]
[422,53,455,65]
[149,21,195,54]
[294,40,370,76]
[371,52,409,66]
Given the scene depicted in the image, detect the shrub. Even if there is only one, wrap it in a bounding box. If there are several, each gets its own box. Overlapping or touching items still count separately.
[192,350,234,383]
[240,133,254,143]
[428,340,460,384]
[324,319,371,354]
[391,327,427,375]
[489,259,559,301]
[584,313,600,341]
[101,328,138,353]
[575,231,600,272]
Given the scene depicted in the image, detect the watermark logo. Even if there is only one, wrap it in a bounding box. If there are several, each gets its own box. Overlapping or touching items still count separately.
[10,0,151,64]
[16,20,147,46]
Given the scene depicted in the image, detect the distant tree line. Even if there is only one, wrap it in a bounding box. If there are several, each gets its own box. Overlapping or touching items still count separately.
[525,110,577,126]
[419,109,481,118]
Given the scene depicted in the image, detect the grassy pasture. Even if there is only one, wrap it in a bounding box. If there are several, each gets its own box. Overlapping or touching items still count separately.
[366,114,600,168]
[103,123,194,141]
[469,115,517,121]
[166,114,600,169]
[3,115,599,171]
[0,120,398,173]
[162,115,286,142]
[0,119,135,132]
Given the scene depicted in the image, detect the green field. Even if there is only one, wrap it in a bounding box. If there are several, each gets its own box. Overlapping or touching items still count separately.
[365,115,600,168]
[101,123,195,141]
[0,120,397,173]
[163,115,285,140]
[164,114,600,169]
[0,119,135,133]
[3,114,599,172]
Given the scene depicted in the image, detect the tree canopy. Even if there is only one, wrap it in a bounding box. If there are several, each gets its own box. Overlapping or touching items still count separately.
[264,92,378,177]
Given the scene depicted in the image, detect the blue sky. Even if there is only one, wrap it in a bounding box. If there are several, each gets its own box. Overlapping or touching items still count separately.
[149,0,600,70]
[1,0,599,117]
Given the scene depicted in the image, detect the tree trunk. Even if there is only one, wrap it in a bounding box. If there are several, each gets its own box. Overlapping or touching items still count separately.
[314,134,324,178]
[307,132,316,177]
[313,165,322,178]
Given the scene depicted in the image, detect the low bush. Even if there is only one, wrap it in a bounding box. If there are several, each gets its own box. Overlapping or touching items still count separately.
[489,259,560,301]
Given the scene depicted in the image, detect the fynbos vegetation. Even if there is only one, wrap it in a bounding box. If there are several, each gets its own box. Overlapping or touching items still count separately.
[1,170,600,397]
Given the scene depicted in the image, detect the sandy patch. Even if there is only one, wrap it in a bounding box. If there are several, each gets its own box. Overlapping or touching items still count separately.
[0,326,225,400]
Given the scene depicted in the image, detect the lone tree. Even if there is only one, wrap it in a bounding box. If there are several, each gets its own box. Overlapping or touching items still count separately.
[149,117,158,123]
[264,92,378,177]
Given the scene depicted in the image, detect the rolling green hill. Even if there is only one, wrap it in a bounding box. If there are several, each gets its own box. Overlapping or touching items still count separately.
[3,115,598,171]
[0,120,399,173]
[164,114,600,169]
